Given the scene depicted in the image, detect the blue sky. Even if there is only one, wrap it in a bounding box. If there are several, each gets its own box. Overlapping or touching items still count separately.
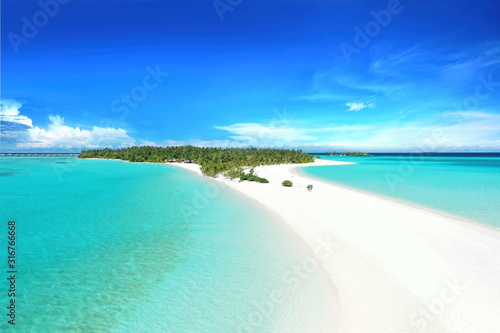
[1,0,500,152]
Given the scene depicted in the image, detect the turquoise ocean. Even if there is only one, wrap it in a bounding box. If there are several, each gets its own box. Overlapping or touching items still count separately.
[301,153,500,227]
[0,158,335,332]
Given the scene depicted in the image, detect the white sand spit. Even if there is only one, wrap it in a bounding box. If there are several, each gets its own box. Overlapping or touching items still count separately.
[173,159,500,333]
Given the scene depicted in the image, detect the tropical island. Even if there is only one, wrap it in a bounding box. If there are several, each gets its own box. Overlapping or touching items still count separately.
[326,151,372,156]
[77,145,500,333]
[79,146,314,177]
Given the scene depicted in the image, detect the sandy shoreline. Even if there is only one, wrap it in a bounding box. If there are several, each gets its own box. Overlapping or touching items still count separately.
[172,159,500,333]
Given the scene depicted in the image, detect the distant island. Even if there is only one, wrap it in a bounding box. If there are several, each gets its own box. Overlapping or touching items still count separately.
[326,151,372,156]
[79,146,314,177]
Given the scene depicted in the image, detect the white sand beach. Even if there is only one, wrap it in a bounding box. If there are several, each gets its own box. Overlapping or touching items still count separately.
[173,159,500,333]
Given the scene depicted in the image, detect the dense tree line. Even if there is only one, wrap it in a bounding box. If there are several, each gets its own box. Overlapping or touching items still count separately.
[79,146,314,177]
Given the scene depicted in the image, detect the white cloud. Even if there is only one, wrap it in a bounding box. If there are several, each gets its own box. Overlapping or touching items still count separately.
[1,99,136,150]
[19,115,135,149]
[3,98,500,153]
[138,140,159,147]
[215,122,316,144]
[0,99,33,127]
[324,111,500,151]
[212,110,500,152]
[370,45,427,76]
[346,102,374,112]
[440,111,499,119]
[445,43,500,71]
[294,93,352,102]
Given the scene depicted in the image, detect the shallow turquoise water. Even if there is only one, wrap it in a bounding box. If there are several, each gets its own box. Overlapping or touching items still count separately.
[0,158,334,332]
[301,155,500,227]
